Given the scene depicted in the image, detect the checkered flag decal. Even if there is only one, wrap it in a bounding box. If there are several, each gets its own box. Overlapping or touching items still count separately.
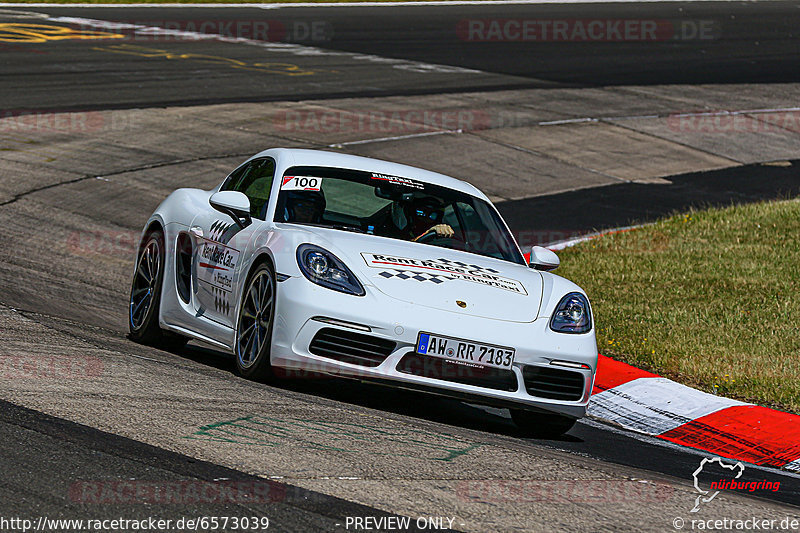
[378,270,450,284]
[212,287,231,315]
[210,220,232,242]
[435,257,500,274]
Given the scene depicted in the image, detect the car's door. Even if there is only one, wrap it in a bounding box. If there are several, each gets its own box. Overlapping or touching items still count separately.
[190,157,275,328]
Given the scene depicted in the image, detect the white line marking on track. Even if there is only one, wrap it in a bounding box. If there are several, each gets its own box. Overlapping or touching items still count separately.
[329,129,461,147]
[538,117,598,126]
[46,14,482,75]
[0,8,49,18]
[546,224,646,250]
[127,353,172,364]
[665,106,800,117]
[539,107,800,126]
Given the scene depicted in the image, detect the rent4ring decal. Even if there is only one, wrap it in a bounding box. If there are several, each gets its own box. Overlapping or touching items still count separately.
[362,253,527,295]
[198,239,240,292]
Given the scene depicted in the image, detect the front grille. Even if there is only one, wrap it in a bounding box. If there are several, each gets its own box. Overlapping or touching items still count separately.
[396,352,518,392]
[522,365,585,401]
[309,328,396,367]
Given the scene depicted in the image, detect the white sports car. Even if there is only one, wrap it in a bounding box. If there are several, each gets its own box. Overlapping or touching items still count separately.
[129,148,597,437]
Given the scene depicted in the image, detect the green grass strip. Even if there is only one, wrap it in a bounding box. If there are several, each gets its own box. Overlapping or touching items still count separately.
[558,198,800,413]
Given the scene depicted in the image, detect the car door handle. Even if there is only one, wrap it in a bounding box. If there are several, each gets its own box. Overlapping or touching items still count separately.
[190,226,204,238]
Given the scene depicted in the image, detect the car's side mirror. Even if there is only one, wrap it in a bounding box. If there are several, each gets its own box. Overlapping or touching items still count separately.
[209,191,252,229]
[529,245,560,271]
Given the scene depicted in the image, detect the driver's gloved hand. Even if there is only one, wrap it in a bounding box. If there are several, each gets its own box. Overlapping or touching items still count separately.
[430,224,454,238]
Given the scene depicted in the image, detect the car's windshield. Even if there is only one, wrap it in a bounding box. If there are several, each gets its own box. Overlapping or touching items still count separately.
[274,166,525,265]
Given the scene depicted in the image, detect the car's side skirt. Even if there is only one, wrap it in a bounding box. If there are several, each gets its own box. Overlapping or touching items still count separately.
[161,321,234,353]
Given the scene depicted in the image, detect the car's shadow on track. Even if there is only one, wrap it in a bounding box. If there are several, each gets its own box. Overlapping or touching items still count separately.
[179,342,583,444]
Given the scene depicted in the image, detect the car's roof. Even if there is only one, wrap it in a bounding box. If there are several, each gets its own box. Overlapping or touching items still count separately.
[254,148,490,201]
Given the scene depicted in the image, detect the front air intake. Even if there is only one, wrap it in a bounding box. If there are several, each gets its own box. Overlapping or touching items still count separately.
[522,365,585,401]
[309,328,396,367]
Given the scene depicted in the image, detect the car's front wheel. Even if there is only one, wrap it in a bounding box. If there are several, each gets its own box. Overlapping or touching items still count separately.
[510,409,577,439]
[128,229,187,350]
[235,261,276,381]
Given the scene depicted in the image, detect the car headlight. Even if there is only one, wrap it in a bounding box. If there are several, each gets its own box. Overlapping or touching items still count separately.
[296,244,365,296]
[549,292,592,334]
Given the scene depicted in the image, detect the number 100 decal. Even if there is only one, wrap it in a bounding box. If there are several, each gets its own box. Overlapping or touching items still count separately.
[281,176,322,191]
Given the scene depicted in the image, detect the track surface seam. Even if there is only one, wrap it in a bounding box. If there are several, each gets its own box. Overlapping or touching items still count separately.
[0,152,257,208]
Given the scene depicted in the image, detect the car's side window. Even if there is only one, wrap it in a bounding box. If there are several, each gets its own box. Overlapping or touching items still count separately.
[220,158,275,220]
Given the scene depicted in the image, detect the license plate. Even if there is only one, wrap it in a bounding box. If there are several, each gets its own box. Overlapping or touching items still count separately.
[416,332,515,370]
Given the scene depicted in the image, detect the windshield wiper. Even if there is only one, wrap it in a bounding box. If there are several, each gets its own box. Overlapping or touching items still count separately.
[329,223,366,234]
[293,222,367,234]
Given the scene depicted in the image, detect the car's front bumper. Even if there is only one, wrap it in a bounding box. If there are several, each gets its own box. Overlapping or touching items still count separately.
[270,276,598,419]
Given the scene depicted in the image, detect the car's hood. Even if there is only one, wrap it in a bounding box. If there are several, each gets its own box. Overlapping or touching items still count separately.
[294,226,542,322]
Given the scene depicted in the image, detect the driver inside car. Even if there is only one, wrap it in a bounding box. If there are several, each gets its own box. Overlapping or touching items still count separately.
[284,190,326,224]
[382,195,454,242]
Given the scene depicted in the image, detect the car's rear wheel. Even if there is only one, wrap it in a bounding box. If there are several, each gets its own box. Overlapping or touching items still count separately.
[235,261,276,380]
[510,409,577,439]
[129,229,187,350]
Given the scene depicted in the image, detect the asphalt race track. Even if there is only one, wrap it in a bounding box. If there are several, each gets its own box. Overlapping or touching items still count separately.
[1,2,800,532]
[2,2,800,110]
